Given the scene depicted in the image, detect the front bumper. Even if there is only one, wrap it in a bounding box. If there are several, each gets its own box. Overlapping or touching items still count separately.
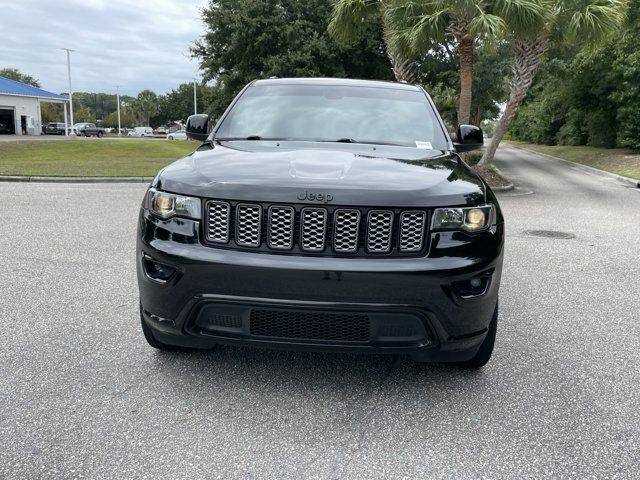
[137,209,504,362]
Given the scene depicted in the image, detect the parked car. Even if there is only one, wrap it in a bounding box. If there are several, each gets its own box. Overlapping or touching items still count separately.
[128,127,154,137]
[166,130,188,141]
[80,123,107,137]
[67,122,94,135]
[137,78,504,368]
[0,122,14,134]
[45,122,67,135]
[156,127,167,135]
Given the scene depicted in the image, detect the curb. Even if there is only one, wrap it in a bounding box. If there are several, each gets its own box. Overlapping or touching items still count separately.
[491,183,515,192]
[488,165,514,191]
[0,176,154,183]
[506,143,640,188]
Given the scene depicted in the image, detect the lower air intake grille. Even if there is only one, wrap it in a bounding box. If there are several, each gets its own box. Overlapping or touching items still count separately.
[249,309,370,342]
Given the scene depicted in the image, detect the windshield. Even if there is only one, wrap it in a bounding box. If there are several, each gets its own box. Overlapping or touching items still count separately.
[215,84,448,150]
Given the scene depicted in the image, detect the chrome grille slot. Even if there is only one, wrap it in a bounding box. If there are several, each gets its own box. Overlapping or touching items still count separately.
[301,208,327,251]
[268,206,294,249]
[399,211,426,252]
[236,204,262,247]
[367,210,394,253]
[207,201,230,243]
[333,209,360,253]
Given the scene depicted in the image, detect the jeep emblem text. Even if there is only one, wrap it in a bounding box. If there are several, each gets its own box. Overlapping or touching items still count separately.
[297,190,334,203]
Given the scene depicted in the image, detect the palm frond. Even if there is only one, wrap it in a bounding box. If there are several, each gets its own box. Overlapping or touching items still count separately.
[494,0,554,37]
[565,0,628,44]
[469,12,507,39]
[328,0,381,45]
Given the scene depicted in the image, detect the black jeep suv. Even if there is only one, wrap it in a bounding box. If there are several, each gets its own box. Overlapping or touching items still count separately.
[137,78,504,367]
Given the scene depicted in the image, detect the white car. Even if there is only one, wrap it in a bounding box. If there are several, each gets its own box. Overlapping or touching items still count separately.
[167,130,188,141]
[128,127,154,137]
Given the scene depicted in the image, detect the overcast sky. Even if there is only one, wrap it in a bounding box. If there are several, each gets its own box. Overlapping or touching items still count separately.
[0,0,208,96]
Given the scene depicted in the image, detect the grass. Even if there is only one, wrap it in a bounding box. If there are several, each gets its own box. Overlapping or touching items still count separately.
[0,139,197,177]
[506,141,640,180]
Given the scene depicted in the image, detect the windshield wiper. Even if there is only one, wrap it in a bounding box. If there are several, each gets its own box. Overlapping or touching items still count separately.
[215,135,290,141]
[320,138,408,147]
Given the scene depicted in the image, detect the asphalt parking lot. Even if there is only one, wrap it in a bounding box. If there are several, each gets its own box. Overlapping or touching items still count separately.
[1,146,639,479]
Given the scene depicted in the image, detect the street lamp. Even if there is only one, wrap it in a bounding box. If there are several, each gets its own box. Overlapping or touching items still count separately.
[193,77,197,115]
[61,48,75,136]
[115,86,122,136]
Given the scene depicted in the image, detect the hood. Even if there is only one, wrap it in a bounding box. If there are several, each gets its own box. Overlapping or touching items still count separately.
[154,141,485,207]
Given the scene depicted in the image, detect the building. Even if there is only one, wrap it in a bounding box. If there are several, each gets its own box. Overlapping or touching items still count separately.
[0,76,68,135]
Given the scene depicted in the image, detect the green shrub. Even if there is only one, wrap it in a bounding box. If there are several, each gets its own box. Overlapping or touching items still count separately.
[464,151,483,165]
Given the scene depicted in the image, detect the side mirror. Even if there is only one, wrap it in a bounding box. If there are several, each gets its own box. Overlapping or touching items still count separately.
[454,124,483,153]
[186,114,210,142]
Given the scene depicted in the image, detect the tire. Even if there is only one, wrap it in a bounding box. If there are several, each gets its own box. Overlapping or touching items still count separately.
[168,135,174,140]
[97,131,103,138]
[448,301,498,368]
[84,132,89,137]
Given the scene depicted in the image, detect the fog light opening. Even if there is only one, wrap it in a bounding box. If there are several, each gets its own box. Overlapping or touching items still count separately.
[142,254,176,282]
[452,275,491,298]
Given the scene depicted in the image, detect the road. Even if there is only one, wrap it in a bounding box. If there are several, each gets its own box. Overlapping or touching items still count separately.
[1,145,638,479]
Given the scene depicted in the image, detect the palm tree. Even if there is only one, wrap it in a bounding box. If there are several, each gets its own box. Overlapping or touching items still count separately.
[329,0,418,83]
[331,1,505,125]
[131,89,159,127]
[386,0,505,125]
[478,0,628,167]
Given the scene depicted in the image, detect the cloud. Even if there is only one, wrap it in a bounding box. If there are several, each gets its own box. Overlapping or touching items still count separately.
[0,0,208,96]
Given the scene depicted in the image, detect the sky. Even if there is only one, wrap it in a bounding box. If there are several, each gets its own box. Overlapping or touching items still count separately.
[0,0,208,96]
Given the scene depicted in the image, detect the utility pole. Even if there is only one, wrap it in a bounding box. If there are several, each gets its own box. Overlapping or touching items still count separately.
[193,78,197,115]
[115,86,122,136]
[61,48,75,136]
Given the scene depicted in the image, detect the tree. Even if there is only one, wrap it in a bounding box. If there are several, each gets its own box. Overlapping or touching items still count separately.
[103,108,137,128]
[41,103,64,124]
[191,0,393,117]
[415,41,511,128]
[386,0,506,125]
[329,0,418,82]
[131,89,159,126]
[479,0,628,166]
[152,82,215,126]
[74,106,94,123]
[0,67,40,87]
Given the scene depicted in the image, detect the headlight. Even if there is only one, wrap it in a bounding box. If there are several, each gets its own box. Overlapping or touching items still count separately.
[146,188,201,219]
[432,205,494,232]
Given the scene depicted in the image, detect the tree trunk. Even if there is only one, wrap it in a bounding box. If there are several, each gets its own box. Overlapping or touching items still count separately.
[389,55,416,83]
[479,35,549,167]
[448,18,473,126]
[457,36,473,125]
[472,107,483,128]
[380,0,416,83]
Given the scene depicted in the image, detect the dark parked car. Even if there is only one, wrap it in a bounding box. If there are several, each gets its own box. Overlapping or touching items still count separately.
[0,122,14,134]
[45,122,67,135]
[137,78,504,368]
[79,123,106,137]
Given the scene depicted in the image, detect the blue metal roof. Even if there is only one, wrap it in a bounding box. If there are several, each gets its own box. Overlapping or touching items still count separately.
[0,76,67,100]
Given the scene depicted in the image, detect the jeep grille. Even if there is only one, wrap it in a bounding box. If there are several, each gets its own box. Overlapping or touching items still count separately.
[205,200,429,257]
